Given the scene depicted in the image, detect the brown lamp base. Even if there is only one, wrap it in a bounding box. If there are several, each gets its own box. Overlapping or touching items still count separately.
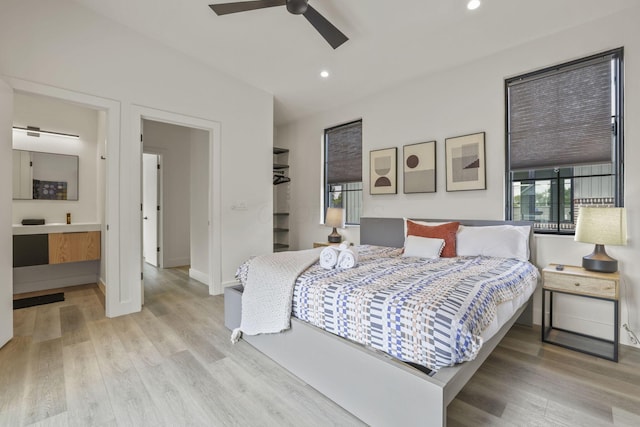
[582,244,618,273]
[328,227,342,243]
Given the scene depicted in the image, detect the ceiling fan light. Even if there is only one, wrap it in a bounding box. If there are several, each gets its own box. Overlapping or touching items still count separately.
[287,0,308,15]
[467,0,481,10]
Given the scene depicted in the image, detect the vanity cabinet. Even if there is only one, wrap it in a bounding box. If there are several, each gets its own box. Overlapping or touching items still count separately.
[13,224,102,293]
[13,223,102,294]
[13,230,101,267]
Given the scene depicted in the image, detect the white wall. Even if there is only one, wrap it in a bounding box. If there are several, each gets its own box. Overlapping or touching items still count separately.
[12,92,100,225]
[0,0,273,310]
[190,128,210,282]
[277,6,640,347]
[143,120,191,268]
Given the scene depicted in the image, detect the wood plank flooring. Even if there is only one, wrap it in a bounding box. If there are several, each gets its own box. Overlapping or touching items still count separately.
[2,265,640,426]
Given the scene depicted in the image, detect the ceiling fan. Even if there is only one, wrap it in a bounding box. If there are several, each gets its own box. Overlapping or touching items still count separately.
[209,0,348,49]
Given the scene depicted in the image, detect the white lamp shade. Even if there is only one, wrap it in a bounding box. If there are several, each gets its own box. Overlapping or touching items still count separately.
[325,208,345,228]
[575,207,627,246]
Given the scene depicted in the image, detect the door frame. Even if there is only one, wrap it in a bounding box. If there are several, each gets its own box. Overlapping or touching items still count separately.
[132,105,222,295]
[4,77,127,317]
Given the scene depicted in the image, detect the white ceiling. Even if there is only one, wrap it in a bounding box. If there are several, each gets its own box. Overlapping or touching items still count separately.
[71,0,637,126]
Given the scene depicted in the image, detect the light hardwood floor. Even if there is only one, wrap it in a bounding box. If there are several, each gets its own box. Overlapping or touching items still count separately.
[2,265,640,426]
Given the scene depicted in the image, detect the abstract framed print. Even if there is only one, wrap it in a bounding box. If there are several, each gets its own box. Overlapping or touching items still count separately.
[403,141,436,193]
[445,132,486,191]
[370,147,397,195]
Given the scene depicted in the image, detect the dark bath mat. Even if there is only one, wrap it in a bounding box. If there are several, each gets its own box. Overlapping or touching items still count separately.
[13,292,64,310]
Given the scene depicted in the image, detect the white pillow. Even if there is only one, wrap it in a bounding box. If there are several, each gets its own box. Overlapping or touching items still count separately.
[456,225,530,261]
[402,235,445,259]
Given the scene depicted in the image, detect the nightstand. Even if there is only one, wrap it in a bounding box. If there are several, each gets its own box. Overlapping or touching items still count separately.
[313,242,339,248]
[542,264,620,361]
[313,242,353,248]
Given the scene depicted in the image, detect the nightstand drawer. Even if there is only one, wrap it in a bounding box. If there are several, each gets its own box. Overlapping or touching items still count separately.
[544,272,616,299]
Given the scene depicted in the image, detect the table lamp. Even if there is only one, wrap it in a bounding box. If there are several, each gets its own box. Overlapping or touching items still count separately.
[574,207,627,273]
[325,208,345,243]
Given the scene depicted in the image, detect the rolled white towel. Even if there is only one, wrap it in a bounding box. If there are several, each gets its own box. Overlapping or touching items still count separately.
[338,241,350,250]
[319,246,340,269]
[336,247,358,269]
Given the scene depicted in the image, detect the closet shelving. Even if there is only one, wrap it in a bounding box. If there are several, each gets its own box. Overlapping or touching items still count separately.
[273,147,290,252]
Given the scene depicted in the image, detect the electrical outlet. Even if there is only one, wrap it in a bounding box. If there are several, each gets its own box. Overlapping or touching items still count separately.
[231,201,248,211]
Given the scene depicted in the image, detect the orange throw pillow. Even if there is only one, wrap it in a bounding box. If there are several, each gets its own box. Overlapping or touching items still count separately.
[406,220,460,258]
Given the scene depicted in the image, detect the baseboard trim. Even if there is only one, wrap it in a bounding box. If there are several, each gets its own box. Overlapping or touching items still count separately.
[189,268,209,285]
[164,257,191,268]
[13,283,98,300]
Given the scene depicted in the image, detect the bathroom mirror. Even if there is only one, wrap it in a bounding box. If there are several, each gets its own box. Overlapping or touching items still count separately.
[12,150,79,200]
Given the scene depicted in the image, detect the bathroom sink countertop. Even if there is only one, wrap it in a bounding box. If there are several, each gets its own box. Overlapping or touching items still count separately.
[12,223,102,235]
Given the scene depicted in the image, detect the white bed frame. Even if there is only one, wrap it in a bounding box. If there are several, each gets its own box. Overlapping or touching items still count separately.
[224,217,536,427]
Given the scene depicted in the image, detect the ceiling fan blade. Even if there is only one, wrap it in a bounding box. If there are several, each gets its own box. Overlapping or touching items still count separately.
[209,0,286,16]
[302,5,348,49]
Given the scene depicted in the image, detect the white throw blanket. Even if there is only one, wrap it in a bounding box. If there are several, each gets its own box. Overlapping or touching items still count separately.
[231,248,322,343]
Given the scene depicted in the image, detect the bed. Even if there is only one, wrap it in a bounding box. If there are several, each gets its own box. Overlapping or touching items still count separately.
[224,217,539,426]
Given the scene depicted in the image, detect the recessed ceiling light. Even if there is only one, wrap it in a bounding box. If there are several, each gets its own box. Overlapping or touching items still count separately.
[320,70,330,78]
[467,0,481,10]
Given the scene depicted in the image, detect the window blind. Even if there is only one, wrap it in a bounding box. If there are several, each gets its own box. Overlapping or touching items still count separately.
[508,57,613,171]
[326,120,362,184]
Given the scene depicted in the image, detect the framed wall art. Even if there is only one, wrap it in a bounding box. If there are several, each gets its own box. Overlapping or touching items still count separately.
[370,147,397,195]
[403,141,436,193]
[445,132,486,191]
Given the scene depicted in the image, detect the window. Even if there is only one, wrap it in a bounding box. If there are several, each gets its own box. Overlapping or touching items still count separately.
[505,49,623,234]
[324,120,362,225]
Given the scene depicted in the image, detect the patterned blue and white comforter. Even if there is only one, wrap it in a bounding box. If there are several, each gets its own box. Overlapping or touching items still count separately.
[237,245,538,371]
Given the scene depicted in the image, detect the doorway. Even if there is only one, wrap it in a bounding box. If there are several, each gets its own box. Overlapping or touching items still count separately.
[0,77,125,337]
[140,117,214,293]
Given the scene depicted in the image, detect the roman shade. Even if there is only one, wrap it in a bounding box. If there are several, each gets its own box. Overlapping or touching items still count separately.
[326,120,362,184]
[508,56,613,171]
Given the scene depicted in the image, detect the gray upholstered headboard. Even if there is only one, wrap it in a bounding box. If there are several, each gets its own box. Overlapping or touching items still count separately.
[360,217,536,263]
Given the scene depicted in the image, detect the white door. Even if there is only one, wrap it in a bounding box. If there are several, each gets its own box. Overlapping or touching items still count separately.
[142,153,159,267]
[0,78,13,348]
